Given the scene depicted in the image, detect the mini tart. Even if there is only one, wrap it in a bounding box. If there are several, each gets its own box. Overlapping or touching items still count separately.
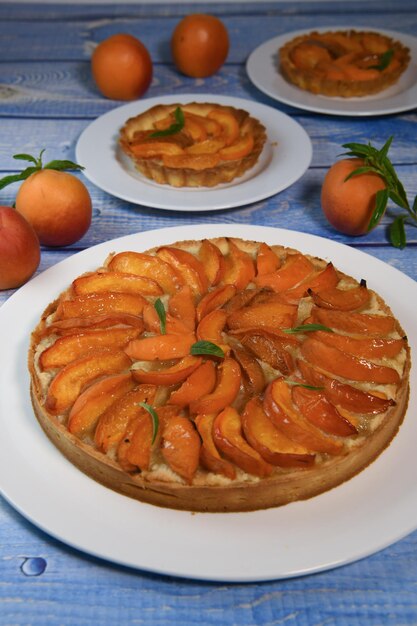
[279,29,410,97]
[29,238,410,512]
[119,102,266,187]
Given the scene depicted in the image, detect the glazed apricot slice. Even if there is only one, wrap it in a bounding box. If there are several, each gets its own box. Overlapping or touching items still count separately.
[231,345,266,395]
[263,379,344,455]
[256,242,281,275]
[240,332,295,376]
[56,292,147,320]
[168,285,196,332]
[198,239,225,286]
[108,252,182,295]
[311,330,405,360]
[311,308,397,336]
[47,313,144,334]
[195,414,237,480]
[242,398,315,467]
[309,282,370,311]
[132,355,202,386]
[218,133,255,161]
[68,373,136,438]
[301,337,400,384]
[254,253,314,291]
[129,141,185,158]
[197,309,227,345]
[72,271,163,297]
[282,263,339,302]
[298,359,396,415]
[222,239,256,290]
[169,361,217,407]
[207,109,240,145]
[161,415,201,483]
[291,385,357,437]
[213,406,273,477]
[94,384,156,453]
[226,301,297,331]
[157,247,208,296]
[190,357,241,415]
[46,349,132,415]
[186,138,226,155]
[196,284,236,322]
[40,327,140,370]
[125,332,196,361]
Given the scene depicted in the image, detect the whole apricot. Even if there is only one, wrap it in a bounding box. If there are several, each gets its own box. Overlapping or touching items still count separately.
[321,158,386,235]
[0,206,40,289]
[92,33,153,100]
[15,169,92,247]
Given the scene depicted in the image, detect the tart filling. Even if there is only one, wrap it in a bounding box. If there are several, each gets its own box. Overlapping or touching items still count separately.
[29,238,410,512]
[119,103,267,187]
[279,30,410,97]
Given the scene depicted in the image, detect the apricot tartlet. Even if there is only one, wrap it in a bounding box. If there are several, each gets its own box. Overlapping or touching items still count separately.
[119,103,266,187]
[279,29,410,97]
[29,237,410,512]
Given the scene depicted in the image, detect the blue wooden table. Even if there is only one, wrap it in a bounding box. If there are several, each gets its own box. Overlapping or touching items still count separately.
[1,2,416,624]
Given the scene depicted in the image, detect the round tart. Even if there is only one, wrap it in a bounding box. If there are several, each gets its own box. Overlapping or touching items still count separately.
[279,30,410,97]
[119,102,266,187]
[29,237,410,512]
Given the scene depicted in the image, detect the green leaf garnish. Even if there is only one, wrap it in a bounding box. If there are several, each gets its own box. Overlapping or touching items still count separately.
[190,340,225,358]
[149,107,185,138]
[154,298,166,335]
[340,136,416,247]
[0,149,85,191]
[138,402,159,445]
[283,323,334,334]
[369,49,394,71]
[285,380,324,391]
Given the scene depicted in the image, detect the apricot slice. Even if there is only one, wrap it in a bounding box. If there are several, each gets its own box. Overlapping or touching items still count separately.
[222,288,260,314]
[142,303,191,336]
[161,415,201,483]
[291,385,357,437]
[196,284,236,322]
[46,349,132,415]
[195,414,236,479]
[168,285,196,331]
[240,332,295,376]
[282,263,339,302]
[108,252,181,295]
[242,398,315,467]
[117,407,157,472]
[311,330,405,360]
[219,132,254,161]
[169,361,217,407]
[72,271,163,297]
[222,239,256,291]
[132,355,202,386]
[309,282,370,311]
[47,313,144,334]
[183,115,207,142]
[263,379,344,455]
[301,337,400,384]
[185,111,223,137]
[40,327,140,370]
[94,384,156,453]
[186,138,226,155]
[68,373,136,438]
[227,301,297,331]
[298,359,396,415]
[56,292,147,320]
[162,154,220,170]
[198,239,225,286]
[129,141,185,157]
[197,309,227,345]
[125,332,196,361]
[207,109,240,145]
[231,345,265,395]
[190,357,241,415]
[254,253,314,291]
[256,242,281,275]
[213,406,272,477]
[311,308,397,336]
[157,247,208,296]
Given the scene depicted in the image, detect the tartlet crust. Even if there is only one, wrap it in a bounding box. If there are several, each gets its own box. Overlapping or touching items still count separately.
[28,237,411,513]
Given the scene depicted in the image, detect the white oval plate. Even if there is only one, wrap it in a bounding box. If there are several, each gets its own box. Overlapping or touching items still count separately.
[0,224,416,583]
[246,28,417,116]
[75,94,312,211]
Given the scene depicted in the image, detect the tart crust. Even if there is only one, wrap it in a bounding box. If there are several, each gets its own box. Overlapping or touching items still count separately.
[119,103,266,187]
[279,30,410,97]
[29,238,411,512]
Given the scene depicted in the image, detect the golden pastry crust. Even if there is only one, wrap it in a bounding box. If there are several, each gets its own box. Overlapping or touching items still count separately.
[279,30,410,97]
[29,237,410,512]
[119,103,266,187]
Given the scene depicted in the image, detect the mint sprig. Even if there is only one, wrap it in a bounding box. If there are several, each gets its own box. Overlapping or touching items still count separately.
[150,107,185,138]
[368,49,394,71]
[190,340,225,358]
[138,402,159,445]
[283,323,334,334]
[154,298,166,335]
[341,137,417,248]
[0,150,84,190]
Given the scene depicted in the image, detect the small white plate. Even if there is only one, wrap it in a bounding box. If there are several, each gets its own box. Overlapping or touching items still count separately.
[246,28,417,116]
[0,224,416,583]
[75,94,312,211]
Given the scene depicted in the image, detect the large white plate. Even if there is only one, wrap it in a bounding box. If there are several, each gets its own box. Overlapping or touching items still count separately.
[0,224,416,583]
[75,94,312,211]
[246,28,417,116]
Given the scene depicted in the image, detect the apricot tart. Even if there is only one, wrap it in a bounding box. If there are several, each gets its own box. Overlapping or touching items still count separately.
[119,102,266,187]
[29,237,410,512]
[279,29,410,97]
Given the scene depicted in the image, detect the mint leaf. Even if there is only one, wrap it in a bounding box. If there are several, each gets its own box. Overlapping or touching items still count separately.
[283,324,333,334]
[190,340,225,358]
[154,298,166,335]
[150,107,185,138]
[138,402,159,445]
